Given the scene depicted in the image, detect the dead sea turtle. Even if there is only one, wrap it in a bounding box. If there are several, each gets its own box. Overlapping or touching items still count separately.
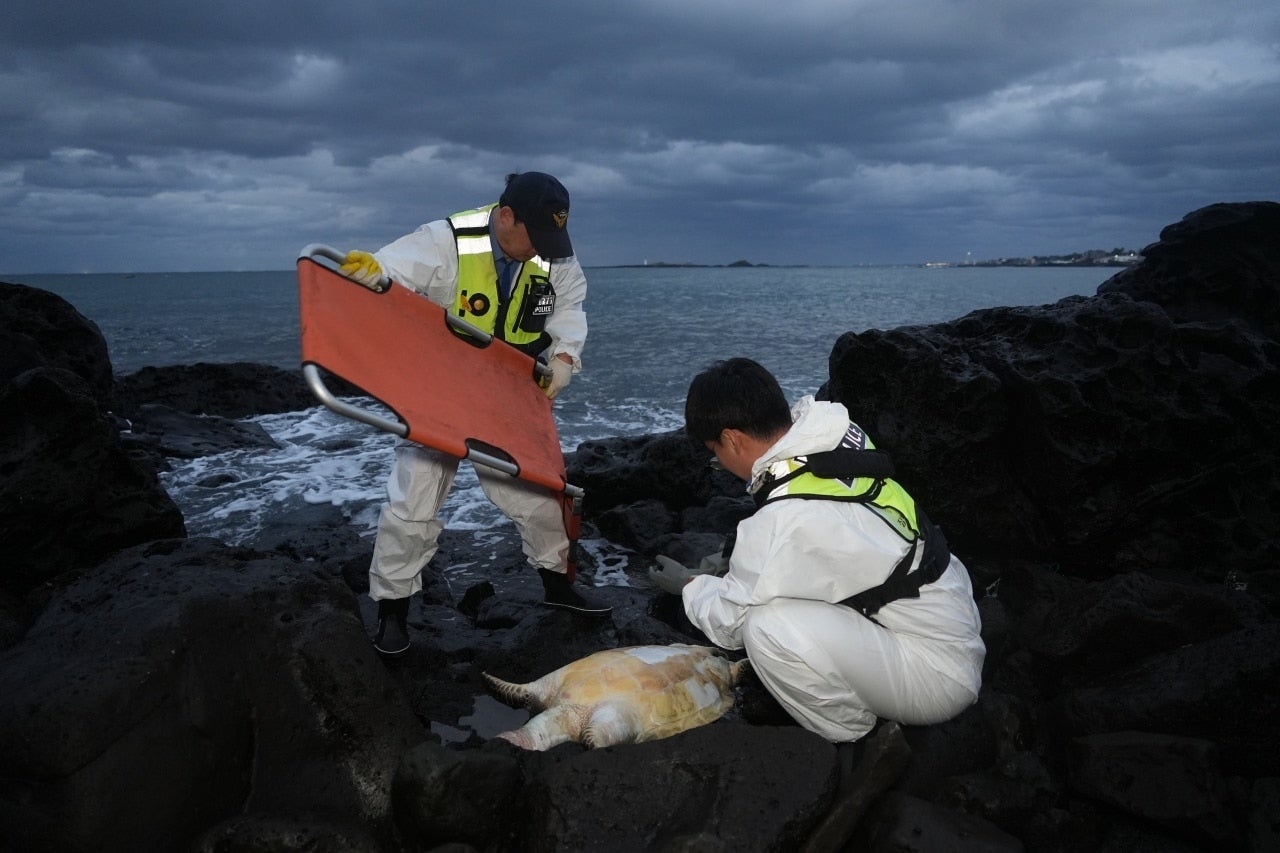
[481,643,749,750]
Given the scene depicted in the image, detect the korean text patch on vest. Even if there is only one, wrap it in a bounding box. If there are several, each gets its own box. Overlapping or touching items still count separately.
[520,276,556,333]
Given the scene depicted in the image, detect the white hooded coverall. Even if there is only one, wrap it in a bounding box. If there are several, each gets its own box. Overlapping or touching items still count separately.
[366,214,588,601]
[683,397,985,742]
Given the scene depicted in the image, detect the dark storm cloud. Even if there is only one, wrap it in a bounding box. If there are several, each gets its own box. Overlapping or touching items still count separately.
[1,0,1277,271]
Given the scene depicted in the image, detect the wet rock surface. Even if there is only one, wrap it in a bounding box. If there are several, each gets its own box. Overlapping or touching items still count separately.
[0,284,185,600]
[2,202,1279,851]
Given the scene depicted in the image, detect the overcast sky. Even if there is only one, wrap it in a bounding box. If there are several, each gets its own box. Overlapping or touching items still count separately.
[3,1,1277,273]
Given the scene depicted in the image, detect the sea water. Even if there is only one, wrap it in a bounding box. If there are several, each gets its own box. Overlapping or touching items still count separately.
[17,265,1109,553]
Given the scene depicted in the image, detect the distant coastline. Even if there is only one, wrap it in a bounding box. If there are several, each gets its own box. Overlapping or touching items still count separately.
[927,248,1141,268]
[597,248,1142,270]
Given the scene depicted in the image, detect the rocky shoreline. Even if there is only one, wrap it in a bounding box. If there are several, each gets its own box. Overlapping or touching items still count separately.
[2,201,1278,851]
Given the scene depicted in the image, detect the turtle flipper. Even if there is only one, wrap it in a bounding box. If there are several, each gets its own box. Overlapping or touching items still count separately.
[495,704,584,751]
[581,701,641,749]
[481,671,533,709]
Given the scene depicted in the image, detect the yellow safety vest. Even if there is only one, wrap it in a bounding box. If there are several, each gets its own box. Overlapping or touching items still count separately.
[754,422,951,619]
[448,204,556,354]
[757,422,921,543]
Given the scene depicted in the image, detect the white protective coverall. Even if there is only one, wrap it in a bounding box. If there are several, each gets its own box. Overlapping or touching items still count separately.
[366,215,588,601]
[683,397,985,742]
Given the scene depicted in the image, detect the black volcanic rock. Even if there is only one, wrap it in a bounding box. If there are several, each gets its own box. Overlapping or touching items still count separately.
[110,362,368,472]
[120,403,280,470]
[0,283,185,601]
[112,361,320,419]
[0,537,423,852]
[112,361,368,422]
[0,281,113,406]
[819,206,1279,584]
[1100,200,1280,335]
[567,428,716,516]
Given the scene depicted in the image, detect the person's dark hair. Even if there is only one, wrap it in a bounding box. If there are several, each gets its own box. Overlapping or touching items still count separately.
[502,172,520,219]
[685,358,792,444]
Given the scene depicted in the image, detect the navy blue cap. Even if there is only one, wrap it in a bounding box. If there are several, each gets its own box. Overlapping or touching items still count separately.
[500,172,573,259]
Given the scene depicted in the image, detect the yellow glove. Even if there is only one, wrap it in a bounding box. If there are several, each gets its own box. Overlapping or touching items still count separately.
[339,250,384,288]
[542,357,573,399]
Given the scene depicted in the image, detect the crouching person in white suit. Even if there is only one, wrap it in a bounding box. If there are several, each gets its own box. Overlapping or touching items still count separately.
[671,357,985,743]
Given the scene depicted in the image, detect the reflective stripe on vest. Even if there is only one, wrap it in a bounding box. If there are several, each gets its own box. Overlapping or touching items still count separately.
[758,423,920,542]
[448,205,554,351]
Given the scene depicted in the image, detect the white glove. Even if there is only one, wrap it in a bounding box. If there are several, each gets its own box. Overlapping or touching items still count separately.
[339,250,384,288]
[649,556,696,595]
[542,357,573,399]
[648,553,728,595]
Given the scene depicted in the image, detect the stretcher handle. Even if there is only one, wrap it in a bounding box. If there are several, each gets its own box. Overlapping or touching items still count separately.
[299,243,551,380]
[440,315,555,386]
[303,363,407,438]
[299,243,392,293]
[301,363,582,497]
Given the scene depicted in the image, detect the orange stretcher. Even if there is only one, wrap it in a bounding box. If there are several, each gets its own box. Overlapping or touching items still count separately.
[296,244,583,578]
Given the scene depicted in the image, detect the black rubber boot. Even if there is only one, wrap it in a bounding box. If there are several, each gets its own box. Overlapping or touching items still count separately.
[539,568,612,615]
[373,597,411,657]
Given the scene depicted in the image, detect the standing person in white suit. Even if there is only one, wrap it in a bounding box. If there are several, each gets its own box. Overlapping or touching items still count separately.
[340,171,611,657]
[656,357,985,742]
